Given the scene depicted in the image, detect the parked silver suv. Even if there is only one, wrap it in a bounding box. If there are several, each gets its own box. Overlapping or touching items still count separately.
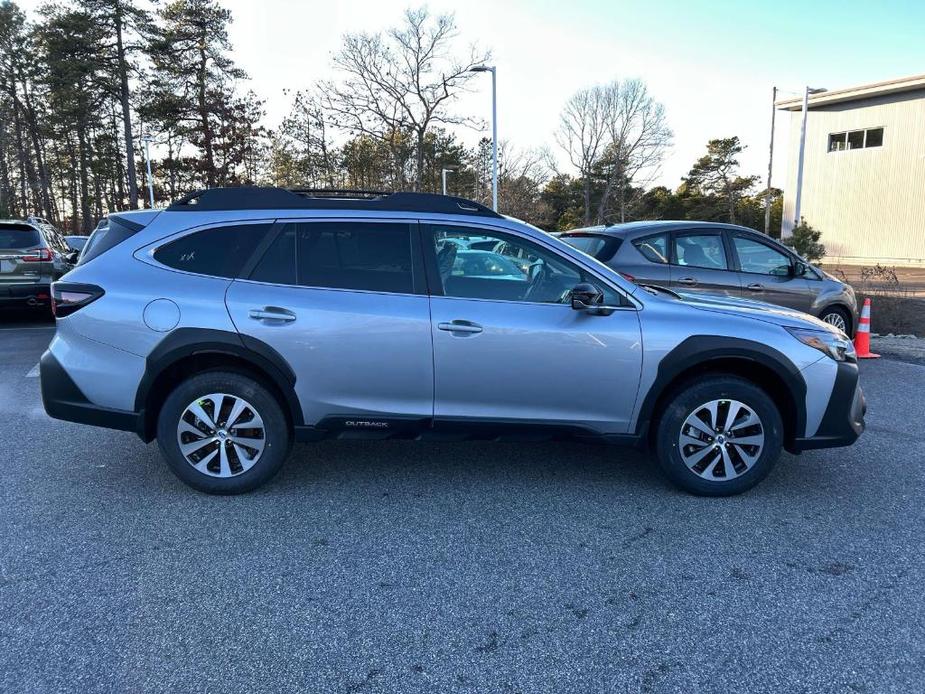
[0,219,73,311]
[41,188,865,496]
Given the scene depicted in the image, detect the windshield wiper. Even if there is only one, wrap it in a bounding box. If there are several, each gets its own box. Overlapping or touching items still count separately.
[638,283,683,299]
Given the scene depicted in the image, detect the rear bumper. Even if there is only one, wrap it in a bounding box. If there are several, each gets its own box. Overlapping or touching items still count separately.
[789,361,865,452]
[0,282,51,307]
[40,350,145,436]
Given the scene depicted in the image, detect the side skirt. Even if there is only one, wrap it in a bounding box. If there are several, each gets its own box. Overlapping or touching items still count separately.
[294,415,644,447]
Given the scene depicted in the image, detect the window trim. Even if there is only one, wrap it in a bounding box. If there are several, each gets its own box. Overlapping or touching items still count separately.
[239,217,425,297]
[420,220,639,310]
[669,229,733,271]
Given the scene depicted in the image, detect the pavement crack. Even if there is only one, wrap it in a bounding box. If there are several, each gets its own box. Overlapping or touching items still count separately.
[621,526,654,549]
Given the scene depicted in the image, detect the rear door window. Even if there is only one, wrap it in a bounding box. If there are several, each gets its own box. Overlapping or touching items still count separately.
[673,233,729,270]
[246,222,417,293]
[154,223,272,278]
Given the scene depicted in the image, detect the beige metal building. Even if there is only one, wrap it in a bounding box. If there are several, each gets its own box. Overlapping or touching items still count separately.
[778,74,925,266]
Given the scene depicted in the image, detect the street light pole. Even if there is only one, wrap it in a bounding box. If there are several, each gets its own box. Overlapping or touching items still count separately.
[792,86,825,232]
[764,85,777,236]
[470,65,498,211]
[140,133,155,209]
[441,168,453,196]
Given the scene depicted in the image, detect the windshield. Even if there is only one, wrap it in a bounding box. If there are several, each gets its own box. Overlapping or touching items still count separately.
[0,226,41,249]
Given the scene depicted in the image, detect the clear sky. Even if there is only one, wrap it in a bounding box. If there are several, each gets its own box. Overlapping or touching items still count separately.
[16,0,925,189]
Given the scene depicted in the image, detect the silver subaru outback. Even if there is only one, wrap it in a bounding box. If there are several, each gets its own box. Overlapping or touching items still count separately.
[40,188,865,496]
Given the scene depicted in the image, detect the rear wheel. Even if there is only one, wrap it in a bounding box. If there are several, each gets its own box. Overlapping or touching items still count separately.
[819,306,850,335]
[156,371,291,494]
[654,376,783,496]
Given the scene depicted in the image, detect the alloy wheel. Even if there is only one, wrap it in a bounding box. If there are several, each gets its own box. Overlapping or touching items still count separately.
[678,399,764,481]
[176,393,266,477]
[822,312,847,333]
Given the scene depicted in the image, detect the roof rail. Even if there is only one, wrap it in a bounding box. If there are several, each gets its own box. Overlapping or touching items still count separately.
[166,186,502,218]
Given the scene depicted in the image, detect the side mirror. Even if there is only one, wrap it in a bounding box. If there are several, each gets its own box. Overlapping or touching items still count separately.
[570,282,604,311]
[66,250,80,265]
[792,261,807,277]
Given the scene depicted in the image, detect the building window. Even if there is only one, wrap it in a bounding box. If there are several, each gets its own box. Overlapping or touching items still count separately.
[865,127,884,147]
[827,127,884,152]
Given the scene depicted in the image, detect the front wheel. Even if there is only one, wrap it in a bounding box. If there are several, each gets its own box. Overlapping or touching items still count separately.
[156,371,291,494]
[819,306,851,335]
[654,376,783,496]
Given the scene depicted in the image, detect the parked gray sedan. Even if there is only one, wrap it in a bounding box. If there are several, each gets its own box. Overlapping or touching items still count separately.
[560,221,858,335]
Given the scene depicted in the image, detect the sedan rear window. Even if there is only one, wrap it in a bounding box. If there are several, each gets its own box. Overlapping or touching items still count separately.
[561,234,622,262]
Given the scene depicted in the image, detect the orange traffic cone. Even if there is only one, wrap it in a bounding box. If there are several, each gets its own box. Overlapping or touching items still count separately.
[854,298,880,359]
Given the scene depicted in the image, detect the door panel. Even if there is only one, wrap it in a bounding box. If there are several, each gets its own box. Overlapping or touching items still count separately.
[668,231,741,297]
[430,297,643,432]
[424,223,642,434]
[227,281,434,424]
[226,219,432,426]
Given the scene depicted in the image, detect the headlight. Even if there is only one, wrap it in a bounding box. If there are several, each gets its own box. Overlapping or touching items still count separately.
[785,326,856,362]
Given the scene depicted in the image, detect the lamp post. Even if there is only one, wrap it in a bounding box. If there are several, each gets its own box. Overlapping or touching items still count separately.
[792,86,826,231]
[764,86,777,236]
[441,168,454,196]
[470,65,497,211]
[140,133,155,209]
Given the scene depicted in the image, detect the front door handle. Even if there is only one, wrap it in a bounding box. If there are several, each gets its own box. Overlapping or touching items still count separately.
[746,283,764,292]
[249,307,296,322]
[438,320,483,334]
[676,277,698,286]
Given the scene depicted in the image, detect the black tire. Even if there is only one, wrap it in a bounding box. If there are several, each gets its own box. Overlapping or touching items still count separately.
[156,370,291,494]
[654,375,783,496]
[819,305,852,336]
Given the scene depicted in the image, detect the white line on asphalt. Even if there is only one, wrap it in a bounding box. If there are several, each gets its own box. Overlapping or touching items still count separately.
[26,364,40,378]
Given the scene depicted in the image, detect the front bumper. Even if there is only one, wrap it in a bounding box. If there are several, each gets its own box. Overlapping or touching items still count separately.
[40,350,145,435]
[789,361,865,452]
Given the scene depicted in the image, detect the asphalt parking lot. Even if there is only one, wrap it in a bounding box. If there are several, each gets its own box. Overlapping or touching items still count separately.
[1,313,923,693]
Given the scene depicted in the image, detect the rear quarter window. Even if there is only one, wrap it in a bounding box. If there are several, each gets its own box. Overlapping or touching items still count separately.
[154,223,272,278]
[632,233,669,264]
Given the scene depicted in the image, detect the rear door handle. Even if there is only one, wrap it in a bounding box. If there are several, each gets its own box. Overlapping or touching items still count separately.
[746,283,764,292]
[438,321,483,334]
[676,277,697,286]
[249,307,296,322]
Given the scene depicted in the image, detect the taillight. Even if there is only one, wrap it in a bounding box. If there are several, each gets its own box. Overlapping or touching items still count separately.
[51,282,104,318]
[23,248,53,262]
[619,271,636,282]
